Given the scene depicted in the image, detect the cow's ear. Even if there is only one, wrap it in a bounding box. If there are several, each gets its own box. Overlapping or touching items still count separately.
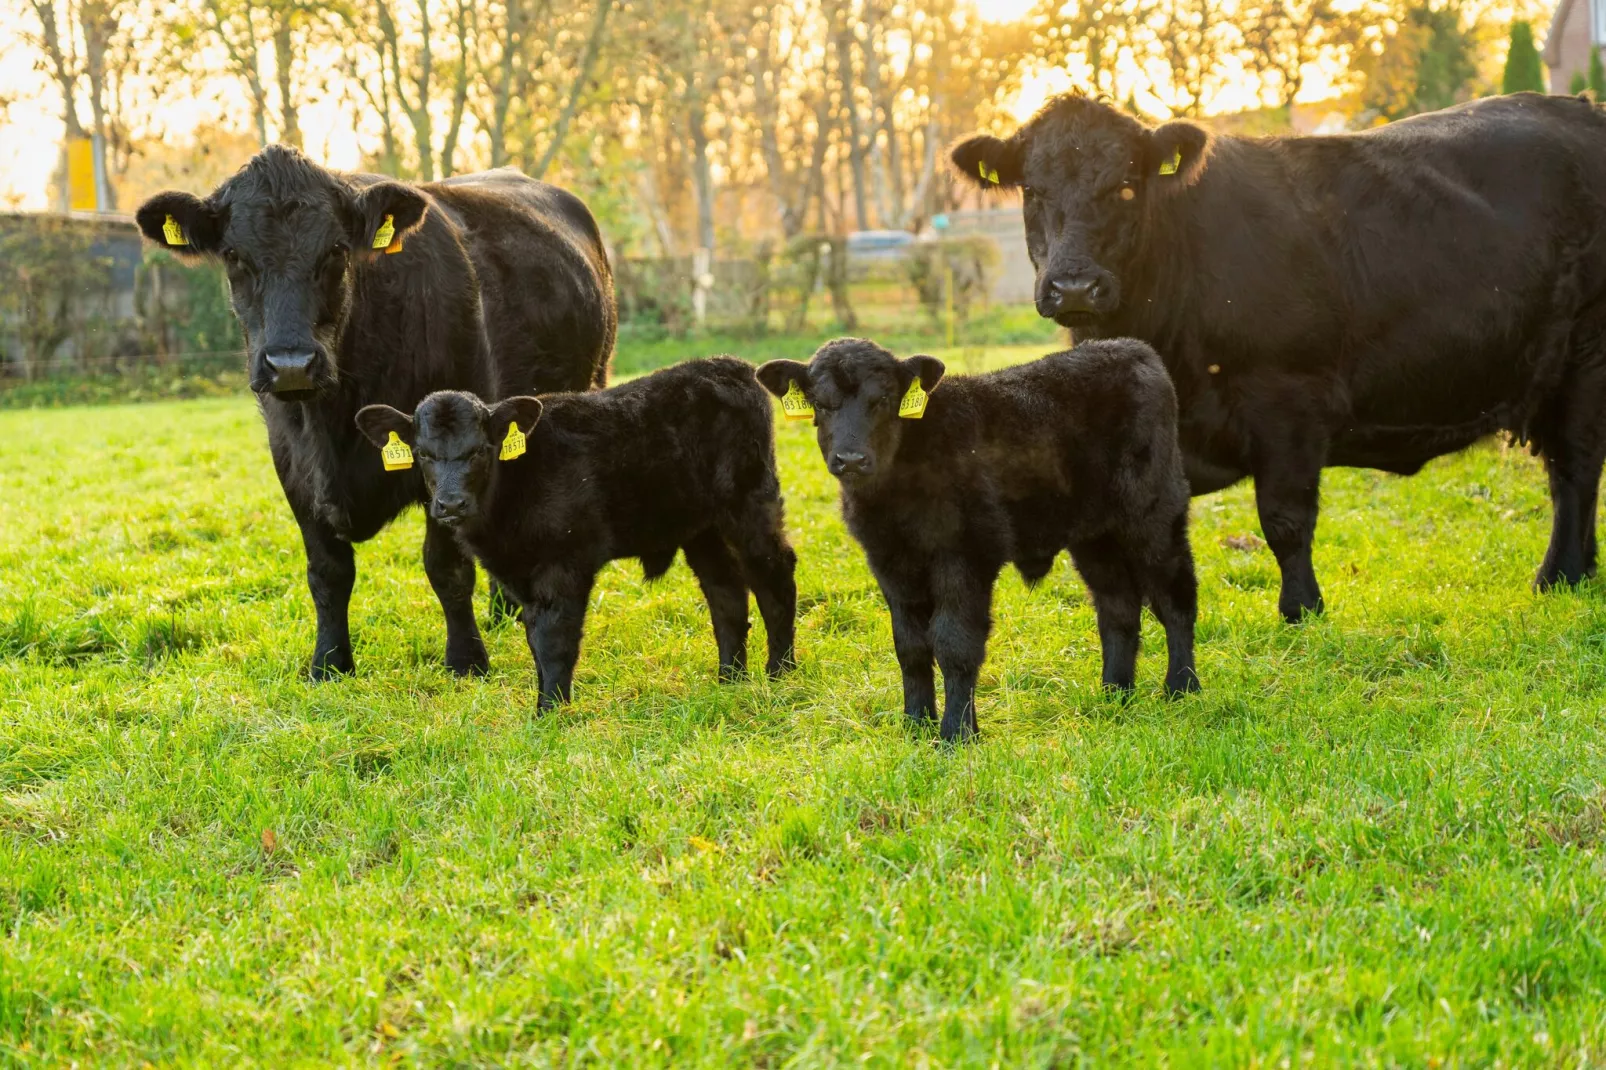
[950,134,1022,190]
[489,395,544,436]
[1146,122,1210,189]
[355,404,415,448]
[902,355,946,393]
[350,181,427,252]
[755,359,812,399]
[135,191,225,258]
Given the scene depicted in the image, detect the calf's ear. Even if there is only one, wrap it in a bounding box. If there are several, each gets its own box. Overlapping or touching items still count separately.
[135,192,225,257]
[1146,122,1210,190]
[755,359,812,399]
[350,181,428,252]
[950,134,1022,190]
[902,355,945,393]
[489,395,544,435]
[355,404,415,448]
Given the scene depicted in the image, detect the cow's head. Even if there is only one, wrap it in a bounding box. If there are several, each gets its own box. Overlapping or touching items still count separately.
[951,95,1209,327]
[136,145,427,400]
[757,339,944,492]
[356,391,543,530]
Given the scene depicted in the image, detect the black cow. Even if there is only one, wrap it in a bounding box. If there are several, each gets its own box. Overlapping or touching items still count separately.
[758,338,1198,742]
[953,93,1606,622]
[353,358,798,709]
[135,146,616,677]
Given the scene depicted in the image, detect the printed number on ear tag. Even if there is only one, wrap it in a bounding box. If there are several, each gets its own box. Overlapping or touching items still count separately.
[500,422,527,461]
[372,214,396,250]
[381,430,413,472]
[162,215,188,246]
[899,379,929,419]
[1158,148,1182,176]
[780,381,814,420]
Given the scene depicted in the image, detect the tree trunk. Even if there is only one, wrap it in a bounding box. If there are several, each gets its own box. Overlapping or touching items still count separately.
[531,0,612,178]
[689,103,715,253]
[835,23,870,231]
[272,13,301,147]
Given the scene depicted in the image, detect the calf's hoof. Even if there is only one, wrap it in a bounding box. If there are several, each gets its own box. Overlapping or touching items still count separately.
[765,650,798,678]
[310,648,355,681]
[445,643,491,678]
[1277,593,1324,624]
[1165,669,1202,697]
[1534,564,1591,591]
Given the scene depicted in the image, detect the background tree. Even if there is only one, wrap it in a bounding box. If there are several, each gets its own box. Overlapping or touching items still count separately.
[1500,19,1544,93]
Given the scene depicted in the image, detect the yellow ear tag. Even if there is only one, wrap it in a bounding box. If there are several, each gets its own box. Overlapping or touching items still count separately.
[899,378,929,419]
[978,161,1001,186]
[780,380,814,420]
[1158,148,1182,176]
[380,430,413,472]
[499,421,527,461]
[162,214,188,246]
[372,214,396,250]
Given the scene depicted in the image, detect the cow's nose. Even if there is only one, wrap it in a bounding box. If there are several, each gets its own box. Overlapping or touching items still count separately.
[431,495,473,525]
[264,349,317,392]
[830,450,871,477]
[1049,275,1105,313]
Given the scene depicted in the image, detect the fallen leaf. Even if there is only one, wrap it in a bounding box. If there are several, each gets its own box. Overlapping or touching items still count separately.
[261,828,278,854]
[379,1021,400,1039]
[688,835,721,854]
[1221,534,1265,552]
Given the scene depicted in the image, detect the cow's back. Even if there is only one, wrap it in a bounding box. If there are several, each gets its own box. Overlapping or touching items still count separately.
[426,169,617,397]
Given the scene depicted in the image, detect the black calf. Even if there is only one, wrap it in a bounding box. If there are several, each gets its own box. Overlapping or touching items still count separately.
[759,338,1198,742]
[356,357,797,708]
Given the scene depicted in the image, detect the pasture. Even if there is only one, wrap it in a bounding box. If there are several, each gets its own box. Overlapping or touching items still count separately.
[2,343,1605,1065]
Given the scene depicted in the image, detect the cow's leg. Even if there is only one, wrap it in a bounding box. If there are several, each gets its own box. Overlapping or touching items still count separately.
[726,498,798,676]
[1069,536,1143,693]
[1537,357,1606,589]
[423,517,489,676]
[1138,515,1201,696]
[523,568,596,709]
[301,517,357,680]
[683,530,752,682]
[1251,417,1328,623]
[929,559,996,743]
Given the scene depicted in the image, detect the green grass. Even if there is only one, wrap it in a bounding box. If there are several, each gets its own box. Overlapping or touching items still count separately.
[3,342,1606,1065]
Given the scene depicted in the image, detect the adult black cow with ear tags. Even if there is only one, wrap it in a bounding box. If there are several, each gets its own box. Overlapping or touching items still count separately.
[136,145,616,679]
[954,93,1606,622]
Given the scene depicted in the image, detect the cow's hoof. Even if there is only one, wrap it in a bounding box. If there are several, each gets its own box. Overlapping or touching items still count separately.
[1278,596,1325,624]
[310,650,355,681]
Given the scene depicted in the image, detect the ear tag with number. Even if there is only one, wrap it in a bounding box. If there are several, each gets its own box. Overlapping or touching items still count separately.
[372,214,396,250]
[899,378,929,419]
[978,160,1001,186]
[162,215,188,246]
[499,421,527,461]
[1158,148,1182,176]
[381,430,413,472]
[780,380,814,420]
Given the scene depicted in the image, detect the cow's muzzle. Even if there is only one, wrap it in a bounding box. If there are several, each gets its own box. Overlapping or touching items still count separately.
[1038,271,1118,322]
[254,348,327,398]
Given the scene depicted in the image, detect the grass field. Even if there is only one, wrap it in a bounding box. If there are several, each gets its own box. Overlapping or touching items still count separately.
[2,339,1606,1066]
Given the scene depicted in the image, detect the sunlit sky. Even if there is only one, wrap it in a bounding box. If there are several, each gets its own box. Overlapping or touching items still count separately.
[0,0,1524,211]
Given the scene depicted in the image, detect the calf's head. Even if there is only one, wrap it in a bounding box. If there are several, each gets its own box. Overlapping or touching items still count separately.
[758,339,944,490]
[355,391,543,529]
[136,145,427,400]
[951,95,1209,327]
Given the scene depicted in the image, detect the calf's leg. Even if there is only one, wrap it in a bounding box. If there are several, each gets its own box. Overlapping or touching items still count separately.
[929,560,996,743]
[1070,536,1142,693]
[522,568,596,709]
[684,530,752,681]
[886,593,937,724]
[726,499,798,676]
[1139,515,1201,696]
[423,517,490,676]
